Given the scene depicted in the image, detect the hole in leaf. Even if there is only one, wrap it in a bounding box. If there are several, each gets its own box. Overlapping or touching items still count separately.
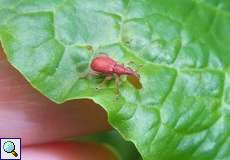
[127,75,142,89]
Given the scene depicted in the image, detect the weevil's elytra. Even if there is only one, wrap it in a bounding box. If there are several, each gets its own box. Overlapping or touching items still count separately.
[90,54,116,74]
[89,53,141,95]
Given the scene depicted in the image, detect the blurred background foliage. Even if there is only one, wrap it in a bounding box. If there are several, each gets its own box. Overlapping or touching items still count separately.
[78,130,142,160]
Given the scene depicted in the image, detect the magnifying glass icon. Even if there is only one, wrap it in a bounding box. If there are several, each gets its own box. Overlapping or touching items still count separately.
[3,141,18,157]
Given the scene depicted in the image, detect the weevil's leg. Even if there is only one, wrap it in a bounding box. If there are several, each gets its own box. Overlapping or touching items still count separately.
[79,72,89,79]
[79,70,99,79]
[96,75,113,90]
[89,70,100,76]
[115,74,121,96]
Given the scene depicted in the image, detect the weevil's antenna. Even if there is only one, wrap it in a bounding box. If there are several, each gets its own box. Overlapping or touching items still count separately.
[127,61,144,72]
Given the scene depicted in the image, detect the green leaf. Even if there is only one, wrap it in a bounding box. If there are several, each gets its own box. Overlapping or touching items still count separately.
[78,130,142,160]
[1,0,230,159]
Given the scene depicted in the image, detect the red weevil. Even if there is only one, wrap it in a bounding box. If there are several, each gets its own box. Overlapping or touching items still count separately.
[89,53,140,94]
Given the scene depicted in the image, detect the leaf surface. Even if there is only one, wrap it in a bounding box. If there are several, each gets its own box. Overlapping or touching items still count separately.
[1,0,230,159]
